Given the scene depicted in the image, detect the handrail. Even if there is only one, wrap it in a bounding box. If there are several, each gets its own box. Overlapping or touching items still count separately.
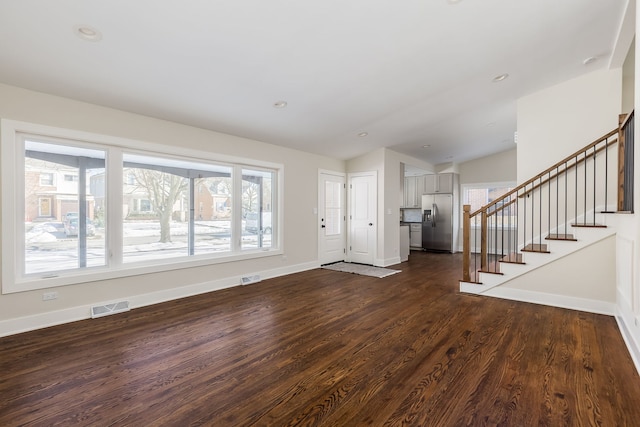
[469,128,618,219]
[621,109,634,130]
[462,124,623,284]
[515,142,613,200]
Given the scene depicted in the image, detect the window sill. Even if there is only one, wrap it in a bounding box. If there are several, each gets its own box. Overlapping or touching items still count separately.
[3,248,283,294]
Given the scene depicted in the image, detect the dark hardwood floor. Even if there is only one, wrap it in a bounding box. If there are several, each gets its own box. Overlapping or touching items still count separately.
[1,251,639,426]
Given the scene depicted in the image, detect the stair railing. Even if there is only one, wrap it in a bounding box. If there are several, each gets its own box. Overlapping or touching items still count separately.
[462,118,631,283]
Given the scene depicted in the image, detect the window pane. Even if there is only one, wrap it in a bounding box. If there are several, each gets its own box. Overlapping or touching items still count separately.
[324,181,342,236]
[241,168,274,249]
[463,185,516,227]
[122,154,189,263]
[194,171,233,255]
[24,140,106,275]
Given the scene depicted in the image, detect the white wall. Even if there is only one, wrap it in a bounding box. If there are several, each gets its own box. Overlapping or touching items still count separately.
[622,38,635,113]
[0,83,345,336]
[517,69,622,182]
[458,148,517,185]
[496,236,617,309]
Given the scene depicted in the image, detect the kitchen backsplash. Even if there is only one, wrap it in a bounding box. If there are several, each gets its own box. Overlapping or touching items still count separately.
[401,208,422,222]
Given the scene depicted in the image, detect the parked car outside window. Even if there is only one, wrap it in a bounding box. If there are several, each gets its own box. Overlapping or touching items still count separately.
[64,217,95,237]
[245,212,272,234]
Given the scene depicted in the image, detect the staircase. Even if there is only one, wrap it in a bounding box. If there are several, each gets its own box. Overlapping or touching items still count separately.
[460,111,634,296]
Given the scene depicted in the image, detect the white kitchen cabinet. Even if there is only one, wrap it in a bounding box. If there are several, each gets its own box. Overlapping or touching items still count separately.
[423,174,435,194]
[423,173,454,193]
[403,177,416,207]
[436,173,454,193]
[409,223,422,249]
[415,175,425,201]
[403,176,423,208]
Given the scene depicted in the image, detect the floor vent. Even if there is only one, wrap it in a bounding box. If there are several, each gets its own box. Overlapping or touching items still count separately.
[241,274,261,285]
[91,301,130,319]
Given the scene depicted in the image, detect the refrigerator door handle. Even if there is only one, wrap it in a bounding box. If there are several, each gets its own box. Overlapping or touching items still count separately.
[432,203,437,227]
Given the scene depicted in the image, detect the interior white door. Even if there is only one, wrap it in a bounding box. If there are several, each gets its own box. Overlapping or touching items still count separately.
[319,171,346,265]
[348,172,377,265]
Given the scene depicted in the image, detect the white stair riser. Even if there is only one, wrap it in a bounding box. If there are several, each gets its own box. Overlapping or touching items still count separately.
[461,224,616,294]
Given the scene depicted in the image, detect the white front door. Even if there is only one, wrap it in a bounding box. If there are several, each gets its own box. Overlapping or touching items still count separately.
[348,172,377,265]
[319,171,346,265]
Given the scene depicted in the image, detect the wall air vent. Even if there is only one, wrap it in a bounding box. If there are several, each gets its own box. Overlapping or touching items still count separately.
[241,275,261,285]
[91,301,130,318]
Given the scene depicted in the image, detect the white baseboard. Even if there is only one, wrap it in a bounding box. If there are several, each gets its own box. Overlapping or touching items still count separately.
[615,290,640,376]
[378,256,402,267]
[615,314,640,376]
[0,260,319,338]
[483,286,617,316]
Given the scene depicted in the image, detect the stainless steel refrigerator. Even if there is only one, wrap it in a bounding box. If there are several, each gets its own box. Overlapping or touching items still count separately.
[422,194,453,253]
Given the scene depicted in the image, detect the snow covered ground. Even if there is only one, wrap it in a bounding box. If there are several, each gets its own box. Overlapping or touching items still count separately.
[24,220,271,274]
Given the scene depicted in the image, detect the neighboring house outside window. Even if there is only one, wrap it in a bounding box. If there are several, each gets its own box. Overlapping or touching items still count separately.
[39,172,54,186]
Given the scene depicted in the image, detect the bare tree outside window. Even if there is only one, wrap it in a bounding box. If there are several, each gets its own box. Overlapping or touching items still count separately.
[130,169,188,243]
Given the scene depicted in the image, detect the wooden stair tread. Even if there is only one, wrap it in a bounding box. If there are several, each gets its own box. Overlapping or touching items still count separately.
[499,253,525,264]
[572,223,607,228]
[478,259,503,275]
[461,269,483,284]
[546,234,577,241]
[521,243,550,253]
[459,279,483,285]
[478,269,504,275]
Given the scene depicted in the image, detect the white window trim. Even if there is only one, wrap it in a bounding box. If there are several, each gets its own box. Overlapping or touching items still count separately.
[1,119,284,294]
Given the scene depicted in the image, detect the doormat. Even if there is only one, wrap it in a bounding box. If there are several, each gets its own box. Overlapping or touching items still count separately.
[322,262,401,278]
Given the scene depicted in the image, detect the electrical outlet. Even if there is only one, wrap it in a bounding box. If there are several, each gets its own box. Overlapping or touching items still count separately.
[42,291,58,301]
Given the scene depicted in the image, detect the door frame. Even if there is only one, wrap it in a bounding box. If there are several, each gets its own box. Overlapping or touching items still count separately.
[318,169,346,265]
[347,171,378,265]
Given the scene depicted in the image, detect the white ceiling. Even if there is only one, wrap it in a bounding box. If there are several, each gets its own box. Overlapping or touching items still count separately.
[0,0,629,165]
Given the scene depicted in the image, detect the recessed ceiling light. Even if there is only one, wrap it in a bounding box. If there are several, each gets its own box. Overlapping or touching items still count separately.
[74,26,102,42]
[423,144,431,148]
[583,56,598,65]
[492,73,509,83]
[447,0,462,4]
[357,132,369,137]
[273,100,288,109]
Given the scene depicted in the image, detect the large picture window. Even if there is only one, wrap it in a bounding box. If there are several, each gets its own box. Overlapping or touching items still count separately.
[1,120,281,293]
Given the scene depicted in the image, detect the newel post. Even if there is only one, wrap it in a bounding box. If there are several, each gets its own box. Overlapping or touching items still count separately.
[462,205,471,282]
[618,113,627,211]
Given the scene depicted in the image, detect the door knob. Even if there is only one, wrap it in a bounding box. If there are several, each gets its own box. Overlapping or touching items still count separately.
[369,223,373,226]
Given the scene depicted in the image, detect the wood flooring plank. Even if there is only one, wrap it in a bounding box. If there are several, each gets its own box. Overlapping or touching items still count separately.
[1,252,639,426]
